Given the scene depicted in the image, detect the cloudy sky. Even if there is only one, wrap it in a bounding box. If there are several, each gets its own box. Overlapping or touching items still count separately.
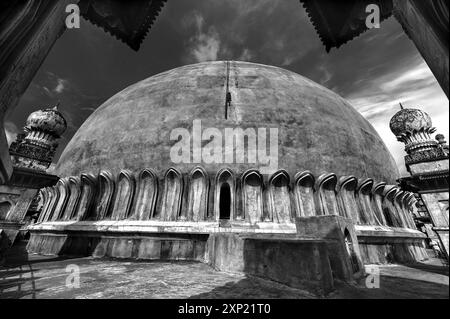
[4,0,448,176]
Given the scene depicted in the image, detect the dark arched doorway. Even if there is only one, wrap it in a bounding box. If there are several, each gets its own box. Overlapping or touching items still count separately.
[219,183,231,220]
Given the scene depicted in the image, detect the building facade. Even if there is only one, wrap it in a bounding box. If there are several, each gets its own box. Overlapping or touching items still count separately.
[391,106,449,259]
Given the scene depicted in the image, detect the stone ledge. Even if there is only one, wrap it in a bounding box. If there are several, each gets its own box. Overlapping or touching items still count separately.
[27,220,297,234]
[356,226,427,241]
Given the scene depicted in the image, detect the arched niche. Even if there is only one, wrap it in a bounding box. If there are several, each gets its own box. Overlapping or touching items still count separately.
[382,186,403,228]
[39,187,53,222]
[131,168,158,220]
[37,188,51,223]
[75,174,97,221]
[393,190,409,228]
[111,170,136,220]
[293,171,316,218]
[214,168,235,221]
[336,176,358,221]
[44,186,60,222]
[93,170,115,220]
[187,166,209,222]
[241,169,264,224]
[268,170,292,223]
[51,178,70,221]
[160,168,183,221]
[401,192,417,229]
[62,177,81,220]
[356,178,378,226]
[315,173,339,216]
[372,182,388,226]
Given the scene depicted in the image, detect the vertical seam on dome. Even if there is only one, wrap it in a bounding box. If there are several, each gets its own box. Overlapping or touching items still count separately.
[225,61,231,119]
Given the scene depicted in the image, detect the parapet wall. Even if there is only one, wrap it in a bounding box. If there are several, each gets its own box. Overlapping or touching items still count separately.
[27,167,427,265]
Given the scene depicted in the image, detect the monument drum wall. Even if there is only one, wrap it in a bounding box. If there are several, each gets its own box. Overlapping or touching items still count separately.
[28,166,427,264]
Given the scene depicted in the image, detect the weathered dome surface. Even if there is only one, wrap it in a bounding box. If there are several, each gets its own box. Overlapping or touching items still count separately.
[389,108,433,137]
[55,61,399,182]
[26,106,67,137]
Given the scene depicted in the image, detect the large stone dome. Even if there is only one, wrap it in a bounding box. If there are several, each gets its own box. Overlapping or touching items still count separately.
[55,61,399,182]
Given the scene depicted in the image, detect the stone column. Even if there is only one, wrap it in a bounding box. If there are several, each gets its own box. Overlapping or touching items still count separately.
[393,0,449,97]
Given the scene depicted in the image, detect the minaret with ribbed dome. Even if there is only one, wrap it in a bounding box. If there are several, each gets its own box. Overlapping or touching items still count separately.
[390,103,437,154]
[9,103,67,171]
[392,103,449,261]
[390,103,448,168]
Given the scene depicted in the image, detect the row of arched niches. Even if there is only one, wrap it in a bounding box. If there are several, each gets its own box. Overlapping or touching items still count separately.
[37,167,417,229]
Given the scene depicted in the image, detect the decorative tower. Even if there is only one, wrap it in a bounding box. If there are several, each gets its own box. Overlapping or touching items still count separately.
[9,104,67,171]
[390,104,449,260]
[0,104,63,242]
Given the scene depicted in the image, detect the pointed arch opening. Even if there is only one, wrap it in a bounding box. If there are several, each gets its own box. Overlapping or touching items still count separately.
[400,192,415,229]
[268,170,291,223]
[75,173,97,221]
[94,170,115,220]
[37,188,51,223]
[214,168,235,221]
[111,170,136,220]
[241,169,263,224]
[393,190,409,228]
[316,173,339,216]
[62,177,81,220]
[160,168,183,221]
[294,171,316,217]
[187,167,209,222]
[336,176,358,221]
[372,182,388,226]
[382,186,402,227]
[219,182,231,220]
[52,178,70,221]
[356,179,377,225]
[131,169,158,220]
[45,186,60,222]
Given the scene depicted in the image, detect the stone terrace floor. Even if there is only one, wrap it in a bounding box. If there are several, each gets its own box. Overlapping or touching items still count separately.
[0,242,448,299]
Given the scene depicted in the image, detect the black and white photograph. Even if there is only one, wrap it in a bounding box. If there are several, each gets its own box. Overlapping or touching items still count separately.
[0,0,448,307]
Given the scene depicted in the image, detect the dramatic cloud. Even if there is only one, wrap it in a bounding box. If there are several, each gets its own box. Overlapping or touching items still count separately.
[184,12,221,63]
[54,78,68,94]
[347,55,448,175]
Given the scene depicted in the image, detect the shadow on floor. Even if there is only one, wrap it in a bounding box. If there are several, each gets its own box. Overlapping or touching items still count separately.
[404,261,449,276]
[0,241,79,299]
[332,274,449,299]
[188,275,315,299]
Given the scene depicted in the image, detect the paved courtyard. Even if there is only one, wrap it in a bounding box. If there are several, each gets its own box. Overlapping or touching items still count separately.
[1,243,448,299]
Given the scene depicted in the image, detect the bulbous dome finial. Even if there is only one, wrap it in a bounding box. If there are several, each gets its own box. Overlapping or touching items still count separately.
[389,105,435,139]
[25,103,67,137]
